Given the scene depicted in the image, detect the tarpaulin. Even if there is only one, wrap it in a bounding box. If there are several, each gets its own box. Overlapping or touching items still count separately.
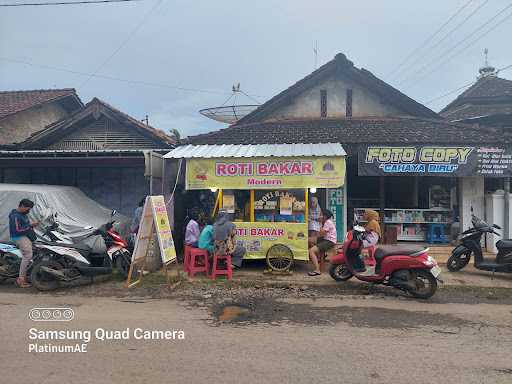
[0,184,129,242]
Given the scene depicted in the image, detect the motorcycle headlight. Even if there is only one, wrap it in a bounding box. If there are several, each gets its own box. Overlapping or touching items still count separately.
[423,256,435,266]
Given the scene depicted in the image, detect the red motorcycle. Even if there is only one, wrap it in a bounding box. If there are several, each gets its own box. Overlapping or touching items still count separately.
[94,211,131,278]
[329,226,441,299]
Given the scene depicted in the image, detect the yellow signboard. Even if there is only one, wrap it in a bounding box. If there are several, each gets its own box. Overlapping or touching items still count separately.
[150,196,176,263]
[234,222,308,261]
[186,156,345,190]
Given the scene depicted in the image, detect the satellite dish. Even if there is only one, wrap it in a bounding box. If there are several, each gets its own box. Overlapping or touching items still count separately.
[199,84,261,124]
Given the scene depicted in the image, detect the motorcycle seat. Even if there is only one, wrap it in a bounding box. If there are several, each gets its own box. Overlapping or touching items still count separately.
[496,239,512,249]
[374,245,427,263]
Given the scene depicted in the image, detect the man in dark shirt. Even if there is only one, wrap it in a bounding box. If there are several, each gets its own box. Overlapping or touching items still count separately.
[8,199,39,288]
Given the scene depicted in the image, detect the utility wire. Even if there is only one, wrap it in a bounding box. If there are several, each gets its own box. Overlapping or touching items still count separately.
[79,0,163,88]
[0,57,233,95]
[0,0,139,6]
[392,0,489,82]
[398,2,512,87]
[386,0,475,79]
[423,63,512,105]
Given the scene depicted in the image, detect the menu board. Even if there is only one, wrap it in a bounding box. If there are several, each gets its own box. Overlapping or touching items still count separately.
[359,145,512,177]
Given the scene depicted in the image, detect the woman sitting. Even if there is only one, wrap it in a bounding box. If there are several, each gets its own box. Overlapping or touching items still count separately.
[308,209,337,276]
[198,217,214,254]
[362,209,381,248]
[213,209,246,268]
[184,210,200,248]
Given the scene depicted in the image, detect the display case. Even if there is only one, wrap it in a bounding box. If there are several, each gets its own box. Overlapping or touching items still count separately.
[354,208,452,241]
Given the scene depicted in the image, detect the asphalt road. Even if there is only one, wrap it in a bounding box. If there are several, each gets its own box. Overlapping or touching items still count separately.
[1,287,511,384]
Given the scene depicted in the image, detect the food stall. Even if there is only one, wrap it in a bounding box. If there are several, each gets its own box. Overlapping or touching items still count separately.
[164,143,346,271]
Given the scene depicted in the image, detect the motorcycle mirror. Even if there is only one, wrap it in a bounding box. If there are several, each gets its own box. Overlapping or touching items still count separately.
[470,206,474,214]
[84,225,93,230]
[493,224,502,229]
[111,209,117,217]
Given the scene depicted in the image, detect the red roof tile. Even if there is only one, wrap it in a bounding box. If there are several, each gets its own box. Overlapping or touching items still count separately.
[0,89,78,119]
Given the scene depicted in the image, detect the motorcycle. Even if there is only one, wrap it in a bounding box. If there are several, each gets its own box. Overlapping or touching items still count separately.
[94,210,132,278]
[41,211,131,278]
[0,241,26,281]
[447,213,512,274]
[29,234,113,291]
[329,225,441,299]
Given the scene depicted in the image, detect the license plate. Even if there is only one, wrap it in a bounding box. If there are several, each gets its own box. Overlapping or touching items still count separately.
[430,265,442,278]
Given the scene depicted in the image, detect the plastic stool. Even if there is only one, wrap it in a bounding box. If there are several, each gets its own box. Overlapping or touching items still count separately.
[426,224,447,244]
[211,254,233,280]
[188,248,209,278]
[183,245,192,272]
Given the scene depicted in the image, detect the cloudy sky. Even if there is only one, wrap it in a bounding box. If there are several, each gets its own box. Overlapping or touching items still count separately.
[1,0,512,137]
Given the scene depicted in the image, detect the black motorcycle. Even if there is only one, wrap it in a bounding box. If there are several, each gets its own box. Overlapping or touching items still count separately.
[447,213,512,274]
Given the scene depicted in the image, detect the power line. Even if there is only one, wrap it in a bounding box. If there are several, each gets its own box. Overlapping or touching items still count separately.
[79,0,163,88]
[386,0,475,79]
[423,63,512,105]
[392,0,489,82]
[0,57,233,95]
[398,2,512,87]
[0,0,140,6]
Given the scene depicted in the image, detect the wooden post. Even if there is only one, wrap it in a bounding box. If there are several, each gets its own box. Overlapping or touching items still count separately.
[379,176,386,243]
[250,190,255,222]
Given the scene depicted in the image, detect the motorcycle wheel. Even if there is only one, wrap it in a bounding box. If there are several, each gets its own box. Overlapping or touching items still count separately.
[30,260,62,291]
[447,251,471,272]
[328,264,353,281]
[408,269,437,299]
[115,253,131,279]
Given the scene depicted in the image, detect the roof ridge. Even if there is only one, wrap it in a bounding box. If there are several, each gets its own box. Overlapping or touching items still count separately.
[0,88,76,94]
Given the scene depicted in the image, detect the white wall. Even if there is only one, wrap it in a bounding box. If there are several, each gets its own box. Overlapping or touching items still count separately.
[265,75,403,120]
[459,177,485,233]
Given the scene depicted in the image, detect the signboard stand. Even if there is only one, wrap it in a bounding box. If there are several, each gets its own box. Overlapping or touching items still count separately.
[126,196,178,289]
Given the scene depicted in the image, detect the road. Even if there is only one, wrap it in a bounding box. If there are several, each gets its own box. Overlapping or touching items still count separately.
[1,285,511,384]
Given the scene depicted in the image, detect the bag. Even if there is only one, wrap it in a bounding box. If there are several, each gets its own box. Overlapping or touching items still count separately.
[26,228,37,242]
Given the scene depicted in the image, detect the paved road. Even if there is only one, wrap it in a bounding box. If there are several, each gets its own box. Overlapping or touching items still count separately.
[1,288,511,384]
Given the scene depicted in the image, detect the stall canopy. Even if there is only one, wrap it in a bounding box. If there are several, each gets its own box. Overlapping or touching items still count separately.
[165,143,346,190]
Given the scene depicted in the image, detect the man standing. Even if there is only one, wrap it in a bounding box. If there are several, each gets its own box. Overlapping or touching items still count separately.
[9,199,39,288]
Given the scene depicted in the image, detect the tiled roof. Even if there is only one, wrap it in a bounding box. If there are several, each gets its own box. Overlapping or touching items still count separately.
[237,53,438,124]
[0,88,78,119]
[184,117,505,153]
[441,76,512,121]
[22,97,175,148]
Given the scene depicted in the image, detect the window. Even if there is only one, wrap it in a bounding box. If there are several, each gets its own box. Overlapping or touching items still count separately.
[320,89,327,118]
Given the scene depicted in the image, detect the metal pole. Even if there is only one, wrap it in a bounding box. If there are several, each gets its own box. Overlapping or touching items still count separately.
[379,176,386,242]
[505,177,510,238]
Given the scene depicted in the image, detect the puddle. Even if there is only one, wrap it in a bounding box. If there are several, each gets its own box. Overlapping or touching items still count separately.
[217,305,251,322]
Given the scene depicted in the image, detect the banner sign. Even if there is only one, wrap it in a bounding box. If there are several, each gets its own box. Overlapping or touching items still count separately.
[234,222,308,261]
[186,156,345,190]
[358,145,512,177]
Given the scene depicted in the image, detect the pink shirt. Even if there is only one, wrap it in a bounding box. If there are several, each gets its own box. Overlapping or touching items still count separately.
[322,219,337,244]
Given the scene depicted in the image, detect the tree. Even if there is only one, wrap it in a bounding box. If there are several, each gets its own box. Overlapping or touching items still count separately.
[170,128,181,142]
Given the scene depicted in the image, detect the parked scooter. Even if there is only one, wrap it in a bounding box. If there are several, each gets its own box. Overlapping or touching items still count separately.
[329,226,441,299]
[94,210,132,278]
[29,234,113,291]
[0,241,25,281]
[447,212,512,274]
[41,211,131,278]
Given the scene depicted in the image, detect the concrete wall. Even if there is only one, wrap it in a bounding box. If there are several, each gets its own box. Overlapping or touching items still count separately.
[265,75,403,120]
[0,102,69,145]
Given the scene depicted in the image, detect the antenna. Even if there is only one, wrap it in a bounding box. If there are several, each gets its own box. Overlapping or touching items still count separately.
[313,40,319,70]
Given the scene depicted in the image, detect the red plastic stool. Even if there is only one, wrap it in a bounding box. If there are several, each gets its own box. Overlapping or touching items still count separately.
[188,248,209,278]
[211,254,233,280]
[183,245,192,272]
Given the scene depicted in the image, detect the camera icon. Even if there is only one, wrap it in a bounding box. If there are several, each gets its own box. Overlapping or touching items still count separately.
[29,307,74,322]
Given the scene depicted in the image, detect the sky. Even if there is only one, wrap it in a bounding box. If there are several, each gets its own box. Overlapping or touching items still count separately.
[1,0,512,138]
